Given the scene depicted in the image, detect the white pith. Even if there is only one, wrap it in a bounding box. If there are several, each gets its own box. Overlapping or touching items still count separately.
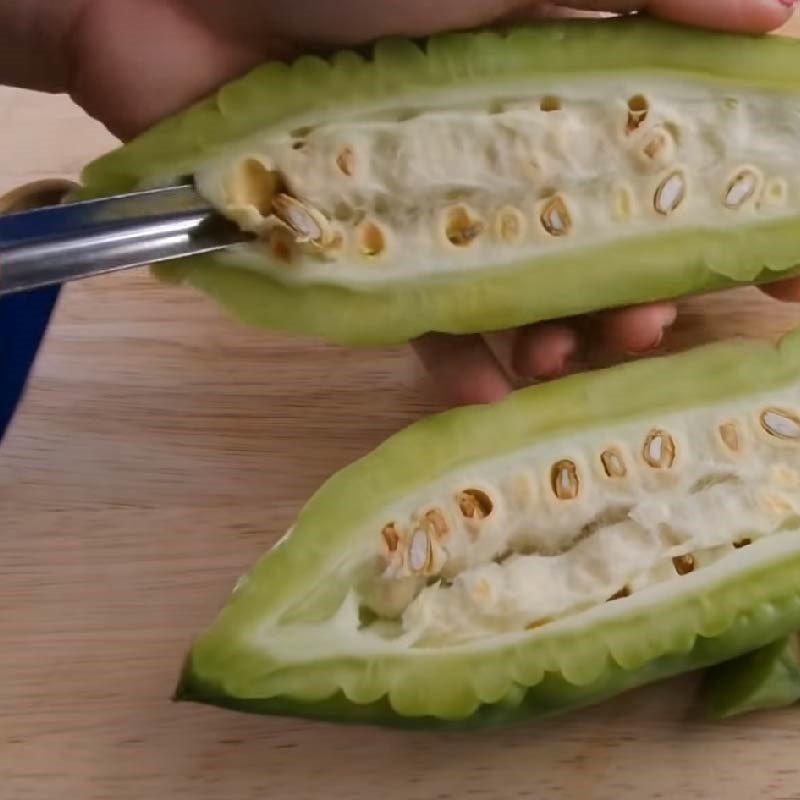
[255,384,800,660]
[193,74,800,286]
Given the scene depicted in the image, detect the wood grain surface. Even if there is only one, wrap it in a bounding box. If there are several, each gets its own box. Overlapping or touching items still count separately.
[4,17,800,800]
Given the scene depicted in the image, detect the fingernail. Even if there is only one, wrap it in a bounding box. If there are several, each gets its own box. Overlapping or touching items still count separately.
[648,329,665,351]
[534,352,571,380]
[518,355,566,381]
[778,0,798,8]
[627,329,665,356]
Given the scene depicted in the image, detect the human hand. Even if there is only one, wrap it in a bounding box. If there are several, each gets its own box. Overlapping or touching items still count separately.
[5,0,799,405]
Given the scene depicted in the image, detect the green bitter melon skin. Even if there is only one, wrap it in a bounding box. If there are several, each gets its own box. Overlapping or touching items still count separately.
[175,601,800,730]
[175,326,800,728]
[78,17,800,346]
[703,633,800,720]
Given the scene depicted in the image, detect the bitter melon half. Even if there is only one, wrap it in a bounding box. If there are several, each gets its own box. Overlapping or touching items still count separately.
[174,328,800,727]
[78,17,800,346]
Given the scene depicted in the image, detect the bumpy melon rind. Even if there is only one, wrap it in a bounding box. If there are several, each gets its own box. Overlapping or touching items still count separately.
[176,589,800,729]
[76,18,800,346]
[174,327,800,727]
[150,230,800,347]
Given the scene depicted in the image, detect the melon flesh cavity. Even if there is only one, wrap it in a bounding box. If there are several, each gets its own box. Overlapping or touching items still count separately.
[368,395,800,647]
[254,381,800,660]
[76,18,800,345]
[196,78,797,287]
[175,329,800,727]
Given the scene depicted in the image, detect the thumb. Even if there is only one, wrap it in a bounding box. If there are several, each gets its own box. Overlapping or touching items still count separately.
[555,0,795,32]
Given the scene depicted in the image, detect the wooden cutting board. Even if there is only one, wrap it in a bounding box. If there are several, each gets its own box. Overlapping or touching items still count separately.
[4,17,800,800]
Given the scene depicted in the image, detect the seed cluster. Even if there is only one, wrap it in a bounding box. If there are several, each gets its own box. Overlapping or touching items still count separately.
[198,81,798,281]
[365,402,800,639]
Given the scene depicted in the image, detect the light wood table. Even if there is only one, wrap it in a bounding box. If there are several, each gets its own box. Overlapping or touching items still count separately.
[4,18,800,800]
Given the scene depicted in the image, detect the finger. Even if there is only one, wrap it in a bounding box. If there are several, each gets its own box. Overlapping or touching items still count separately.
[214,0,528,47]
[70,0,293,140]
[557,0,795,33]
[412,333,513,406]
[594,302,678,353]
[511,322,580,379]
[759,277,800,303]
[501,3,613,20]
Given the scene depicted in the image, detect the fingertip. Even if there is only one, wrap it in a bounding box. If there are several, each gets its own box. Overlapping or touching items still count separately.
[445,375,512,408]
[597,303,678,354]
[511,323,579,380]
[647,0,795,34]
[412,333,513,408]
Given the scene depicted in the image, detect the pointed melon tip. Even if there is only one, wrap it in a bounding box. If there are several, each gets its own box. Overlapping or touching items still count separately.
[172,654,202,703]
